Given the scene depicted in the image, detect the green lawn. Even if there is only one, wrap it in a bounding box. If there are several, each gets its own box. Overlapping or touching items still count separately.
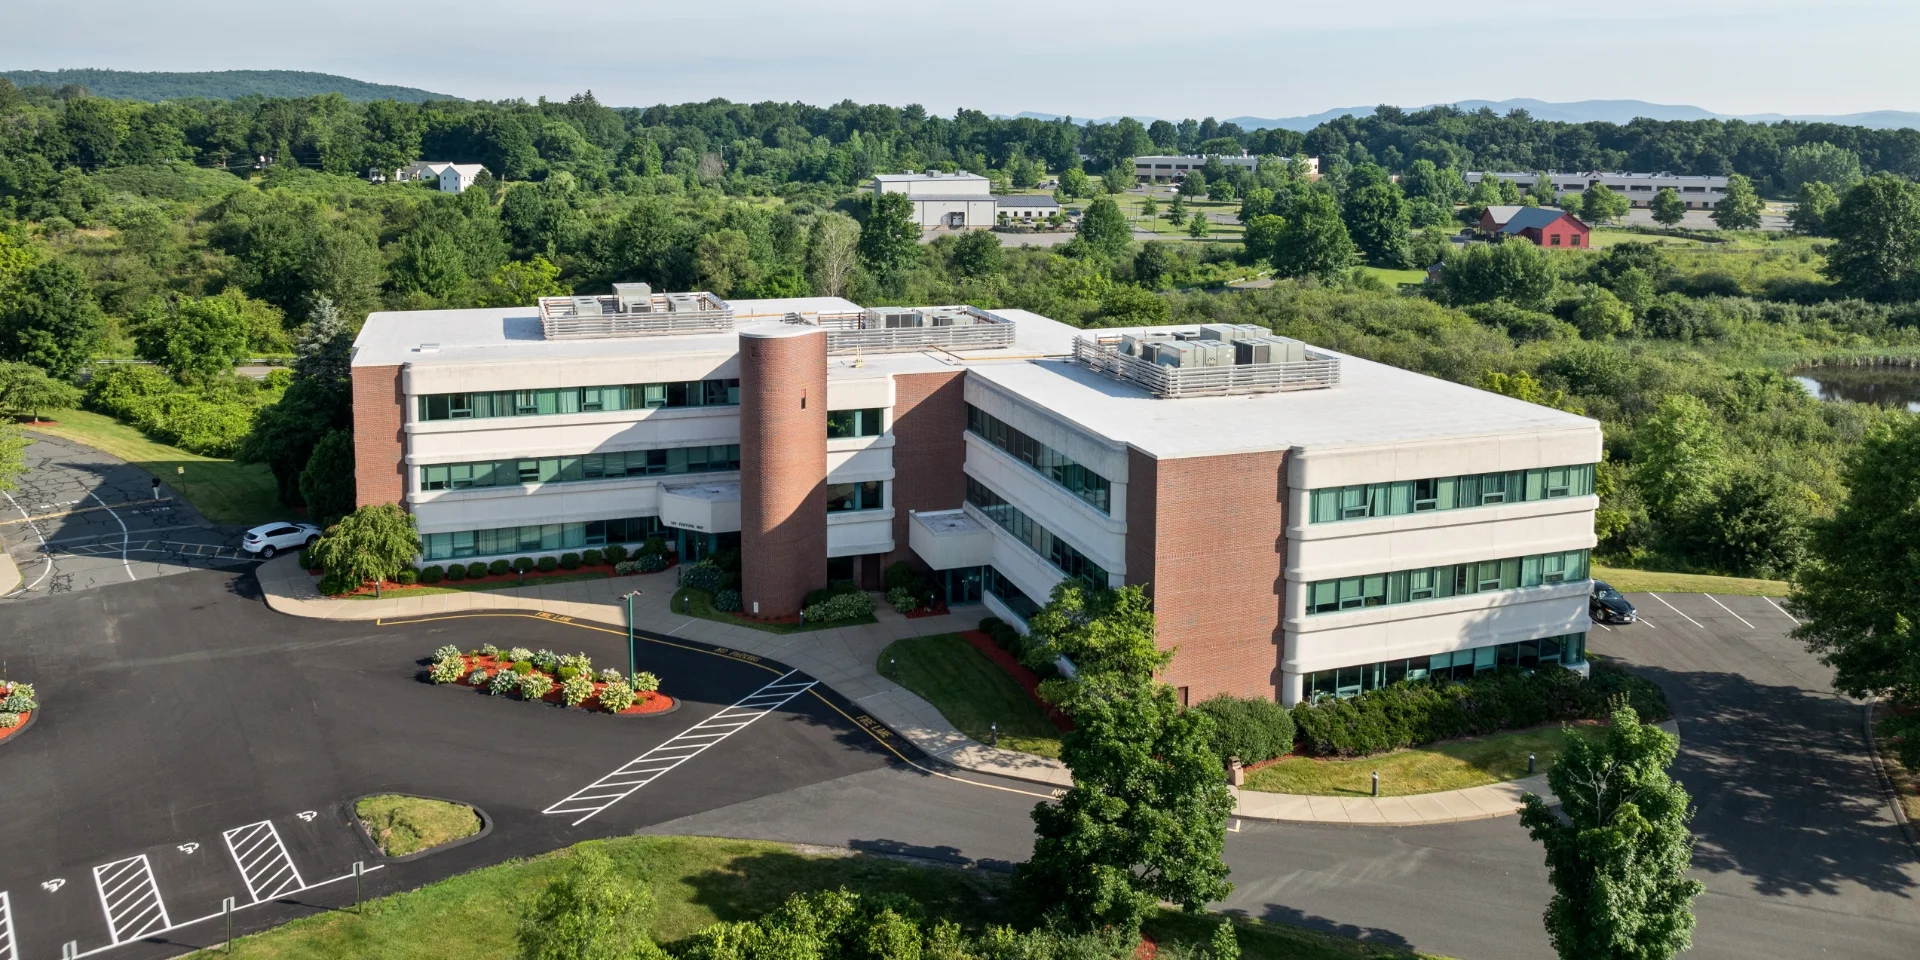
[23,409,281,526]
[1361,266,1426,286]
[208,835,1442,960]
[879,633,1062,758]
[1244,725,1607,797]
[345,571,614,599]
[354,795,481,857]
[1585,229,1707,249]
[1590,563,1788,597]
[670,586,877,634]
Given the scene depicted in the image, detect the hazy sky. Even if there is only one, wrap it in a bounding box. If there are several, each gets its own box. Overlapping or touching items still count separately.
[4,0,1915,118]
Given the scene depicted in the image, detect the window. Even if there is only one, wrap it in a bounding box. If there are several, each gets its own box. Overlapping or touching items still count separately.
[1310,465,1594,523]
[966,404,1112,514]
[826,480,885,513]
[967,477,1109,587]
[1306,549,1590,615]
[415,378,741,422]
[827,408,885,439]
[983,565,1039,621]
[419,445,740,491]
[422,516,665,560]
[1550,234,1562,246]
[1304,632,1589,699]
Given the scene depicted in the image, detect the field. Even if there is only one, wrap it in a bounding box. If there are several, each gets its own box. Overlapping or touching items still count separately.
[23,409,281,526]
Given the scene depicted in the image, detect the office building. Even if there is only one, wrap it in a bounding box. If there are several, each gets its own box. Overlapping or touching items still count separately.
[1467,171,1729,209]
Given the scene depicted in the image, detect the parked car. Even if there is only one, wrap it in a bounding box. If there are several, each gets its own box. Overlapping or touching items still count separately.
[242,522,322,559]
[1590,579,1636,623]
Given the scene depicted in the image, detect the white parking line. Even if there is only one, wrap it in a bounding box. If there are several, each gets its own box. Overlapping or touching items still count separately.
[1704,594,1755,630]
[85,492,135,582]
[0,890,18,960]
[1764,596,1801,625]
[90,855,170,944]
[544,671,819,826]
[65,862,385,960]
[222,821,306,902]
[1647,593,1705,629]
[1,491,52,595]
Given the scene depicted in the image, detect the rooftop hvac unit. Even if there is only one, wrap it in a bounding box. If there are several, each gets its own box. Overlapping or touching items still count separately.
[1198,323,1265,342]
[1121,333,1169,358]
[572,297,604,317]
[1268,336,1307,363]
[1190,340,1233,367]
[881,311,922,328]
[666,293,701,312]
[1233,338,1274,365]
[1152,342,1196,367]
[612,282,653,313]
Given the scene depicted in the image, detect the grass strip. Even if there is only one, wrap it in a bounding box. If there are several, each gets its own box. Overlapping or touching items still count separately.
[1591,563,1789,598]
[1244,725,1607,797]
[25,409,281,526]
[879,634,1062,758]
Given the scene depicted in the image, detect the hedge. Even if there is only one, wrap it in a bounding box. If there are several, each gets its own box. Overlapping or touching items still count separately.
[1290,660,1668,758]
[1193,695,1296,764]
[801,591,874,623]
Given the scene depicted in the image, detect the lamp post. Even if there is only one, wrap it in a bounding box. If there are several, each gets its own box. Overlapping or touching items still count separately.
[624,590,642,681]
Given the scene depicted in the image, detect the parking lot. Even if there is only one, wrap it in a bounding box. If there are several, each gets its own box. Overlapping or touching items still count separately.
[0,574,913,959]
[1,434,254,601]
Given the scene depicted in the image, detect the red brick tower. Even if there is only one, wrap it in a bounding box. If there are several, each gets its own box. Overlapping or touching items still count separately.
[738,326,828,617]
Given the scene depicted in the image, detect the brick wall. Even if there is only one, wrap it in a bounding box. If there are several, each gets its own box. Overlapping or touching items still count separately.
[351,364,406,508]
[738,329,828,617]
[1126,448,1287,701]
[886,370,968,570]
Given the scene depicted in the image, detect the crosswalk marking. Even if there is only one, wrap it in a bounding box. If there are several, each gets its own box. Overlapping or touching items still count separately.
[222,821,306,902]
[91,855,170,945]
[0,890,18,960]
[544,671,818,826]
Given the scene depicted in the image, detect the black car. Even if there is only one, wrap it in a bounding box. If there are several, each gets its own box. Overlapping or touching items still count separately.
[1590,580,1636,623]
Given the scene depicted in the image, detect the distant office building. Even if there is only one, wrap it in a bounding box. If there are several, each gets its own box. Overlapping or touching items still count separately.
[1134,154,1317,182]
[872,170,998,228]
[1467,171,1728,209]
[995,195,1062,223]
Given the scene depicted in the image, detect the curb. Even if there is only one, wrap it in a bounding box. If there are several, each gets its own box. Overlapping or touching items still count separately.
[428,671,684,719]
[347,794,494,863]
[1863,700,1920,855]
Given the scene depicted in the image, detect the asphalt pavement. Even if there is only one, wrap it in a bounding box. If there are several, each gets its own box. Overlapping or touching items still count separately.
[0,572,910,960]
[1,434,254,601]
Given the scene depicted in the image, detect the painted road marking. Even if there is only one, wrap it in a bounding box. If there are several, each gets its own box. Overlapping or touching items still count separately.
[84,492,135,583]
[0,890,18,960]
[90,855,170,944]
[1703,594,1755,630]
[1,491,52,595]
[1763,596,1800,625]
[63,864,386,960]
[222,821,306,902]
[544,671,819,826]
[1647,594,1704,629]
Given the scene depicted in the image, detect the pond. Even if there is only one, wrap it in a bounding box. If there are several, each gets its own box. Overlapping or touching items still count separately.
[1793,367,1920,413]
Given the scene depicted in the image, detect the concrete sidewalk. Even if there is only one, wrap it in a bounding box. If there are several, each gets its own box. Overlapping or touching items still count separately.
[255,556,1639,822]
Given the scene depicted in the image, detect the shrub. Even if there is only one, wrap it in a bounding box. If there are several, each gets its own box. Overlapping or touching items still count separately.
[298,548,314,570]
[429,656,466,684]
[978,617,1004,635]
[535,556,557,573]
[639,536,669,557]
[444,564,466,583]
[559,653,593,673]
[561,673,595,707]
[599,679,637,713]
[884,560,919,592]
[604,543,629,564]
[469,561,491,579]
[490,559,512,576]
[988,622,1021,652]
[531,649,560,672]
[559,552,581,570]
[466,667,489,685]
[613,560,641,575]
[713,588,742,612]
[480,643,500,657]
[395,568,419,586]
[681,561,725,591]
[557,666,580,683]
[433,644,462,662]
[420,565,445,584]
[632,671,660,693]
[637,553,668,573]
[0,712,18,728]
[317,570,360,596]
[518,673,554,700]
[598,668,624,684]
[1193,695,1297,764]
[1,684,36,713]
[582,548,603,566]
[489,671,519,696]
[507,646,533,662]
[512,661,534,675]
[803,591,875,623]
[886,586,918,614]
[803,581,862,608]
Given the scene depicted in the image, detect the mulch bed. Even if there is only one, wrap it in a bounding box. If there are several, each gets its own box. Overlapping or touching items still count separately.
[958,630,1073,733]
[322,562,650,596]
[0,709,34,745]
[451,654,675,716]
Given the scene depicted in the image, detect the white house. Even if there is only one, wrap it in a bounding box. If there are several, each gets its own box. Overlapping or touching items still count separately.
[380,161,489,194]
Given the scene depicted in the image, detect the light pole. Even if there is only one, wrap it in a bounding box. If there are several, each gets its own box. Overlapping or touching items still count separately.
[624,590,642,680]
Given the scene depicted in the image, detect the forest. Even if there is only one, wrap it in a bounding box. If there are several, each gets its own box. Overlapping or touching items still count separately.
[2,78,1919,585]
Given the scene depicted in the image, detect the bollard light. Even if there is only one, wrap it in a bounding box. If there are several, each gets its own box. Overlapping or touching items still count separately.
[1528,752,1536,775]
[1371,771,1379,797]
[990,721,998,747]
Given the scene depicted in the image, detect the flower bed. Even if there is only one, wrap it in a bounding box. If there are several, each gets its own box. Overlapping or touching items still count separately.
[0,680,38,744]
[426,645,675,716]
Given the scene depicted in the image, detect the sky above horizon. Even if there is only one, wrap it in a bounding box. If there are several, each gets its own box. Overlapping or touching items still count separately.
[4,0,1914,118]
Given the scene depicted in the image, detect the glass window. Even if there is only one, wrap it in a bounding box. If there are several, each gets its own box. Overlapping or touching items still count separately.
[967,477,1108,587]
[1310,464,1596,522]
[826,481,884,512]
[966,404,1111,514]
[1306,549,1590,615]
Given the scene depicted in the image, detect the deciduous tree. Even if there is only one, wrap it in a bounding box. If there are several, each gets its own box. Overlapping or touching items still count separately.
[1781,141,1862,191]
[135,294,252,382]
[1786,181,1838,236]
[1710,174,1764,231]
[1649,188,1687,227]
[517,848,661,960]
[1342,174,1412,268]
[311,503,418,596]
[1271,189,1356,283]
[804,212,859,297]
[0,258,103,379]
[856,191,920,276]
[1579,187,1631,225]
[1075,196,1132,260]
[298,428,357,529]
[1822,173,1920,301]
[0,361,81,421]
[947,228,1003,279]
[479,256,568,307]
[1633,394,1725,522]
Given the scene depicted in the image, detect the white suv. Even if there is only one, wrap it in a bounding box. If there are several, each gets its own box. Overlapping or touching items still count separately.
[242,522,322,559]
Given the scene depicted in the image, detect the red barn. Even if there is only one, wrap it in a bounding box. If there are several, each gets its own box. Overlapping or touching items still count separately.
[1478,205,1590,248]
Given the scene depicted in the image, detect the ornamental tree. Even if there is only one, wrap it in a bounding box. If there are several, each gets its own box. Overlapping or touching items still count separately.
[0,360,80,422]
[1791,417,1920,767]
[311,503,418,596]
[1520,704,1703,960]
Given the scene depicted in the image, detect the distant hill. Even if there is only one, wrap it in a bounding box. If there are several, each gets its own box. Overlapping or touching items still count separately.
[0,69,457,103]
[1004,99,1920,132]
